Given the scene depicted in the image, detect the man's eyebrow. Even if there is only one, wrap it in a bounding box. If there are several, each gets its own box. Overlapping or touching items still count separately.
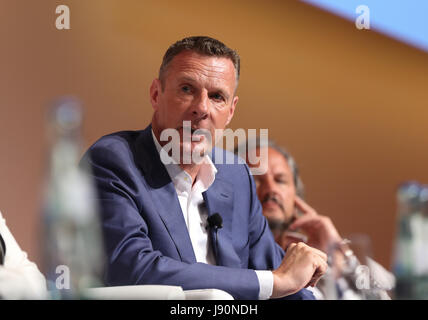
[177,76,231,100]
[177,76,197,84]
[275,172,290,179]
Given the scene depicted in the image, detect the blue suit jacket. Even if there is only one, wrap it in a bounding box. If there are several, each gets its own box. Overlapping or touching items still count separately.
[81,125,314,300]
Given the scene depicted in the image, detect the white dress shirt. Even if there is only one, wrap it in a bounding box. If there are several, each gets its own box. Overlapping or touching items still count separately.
[152,131,273,299]
[0,211,47,299]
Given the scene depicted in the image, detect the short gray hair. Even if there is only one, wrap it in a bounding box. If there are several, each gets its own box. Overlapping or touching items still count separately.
[235,139,305,198]
[159,36,240,89]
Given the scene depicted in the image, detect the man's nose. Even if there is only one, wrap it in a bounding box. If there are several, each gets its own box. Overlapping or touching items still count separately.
[259,176,279,198]
[191,91,209,120]
[264,176,278,193]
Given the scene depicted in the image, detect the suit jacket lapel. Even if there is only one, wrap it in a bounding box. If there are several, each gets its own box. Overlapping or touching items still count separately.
[203,175,242,268]
[136,125,196,264]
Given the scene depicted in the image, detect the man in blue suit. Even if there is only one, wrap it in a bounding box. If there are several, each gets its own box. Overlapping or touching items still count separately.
[81,36,327,300]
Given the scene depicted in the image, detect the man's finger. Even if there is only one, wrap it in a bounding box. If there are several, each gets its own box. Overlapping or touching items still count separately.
[306,268,325,288]
[284,242,297,253]
[295,241,328,262]
[311,273,324,288]
[310,256,328,286]
[311,246,328,262]
[289,215,321,231]
[294,196,317,216]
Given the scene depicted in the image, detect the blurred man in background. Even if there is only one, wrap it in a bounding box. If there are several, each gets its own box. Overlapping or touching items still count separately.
[0,211,47,299]
[243,141,342,254]
[237,139,394,299]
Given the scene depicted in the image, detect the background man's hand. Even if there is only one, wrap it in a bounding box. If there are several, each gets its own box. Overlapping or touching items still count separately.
[271,242,328,298]
[289,196,342,253]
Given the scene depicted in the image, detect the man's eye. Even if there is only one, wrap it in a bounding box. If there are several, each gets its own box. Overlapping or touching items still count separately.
[210,93,224,101]
[181,85,191,93]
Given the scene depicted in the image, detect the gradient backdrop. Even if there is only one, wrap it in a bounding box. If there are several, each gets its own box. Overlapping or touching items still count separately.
[1,0,428,271]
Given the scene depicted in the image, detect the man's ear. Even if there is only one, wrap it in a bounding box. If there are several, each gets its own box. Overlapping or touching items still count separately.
[226,95,238,126]
[150,78,162,110]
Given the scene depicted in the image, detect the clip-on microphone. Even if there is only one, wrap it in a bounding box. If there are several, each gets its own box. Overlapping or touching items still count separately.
[207,213,223,262]
[207,213,223,230]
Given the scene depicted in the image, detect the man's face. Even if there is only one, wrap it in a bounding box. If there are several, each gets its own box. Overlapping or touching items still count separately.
[150,50,239,160]
[250,147,297,224]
